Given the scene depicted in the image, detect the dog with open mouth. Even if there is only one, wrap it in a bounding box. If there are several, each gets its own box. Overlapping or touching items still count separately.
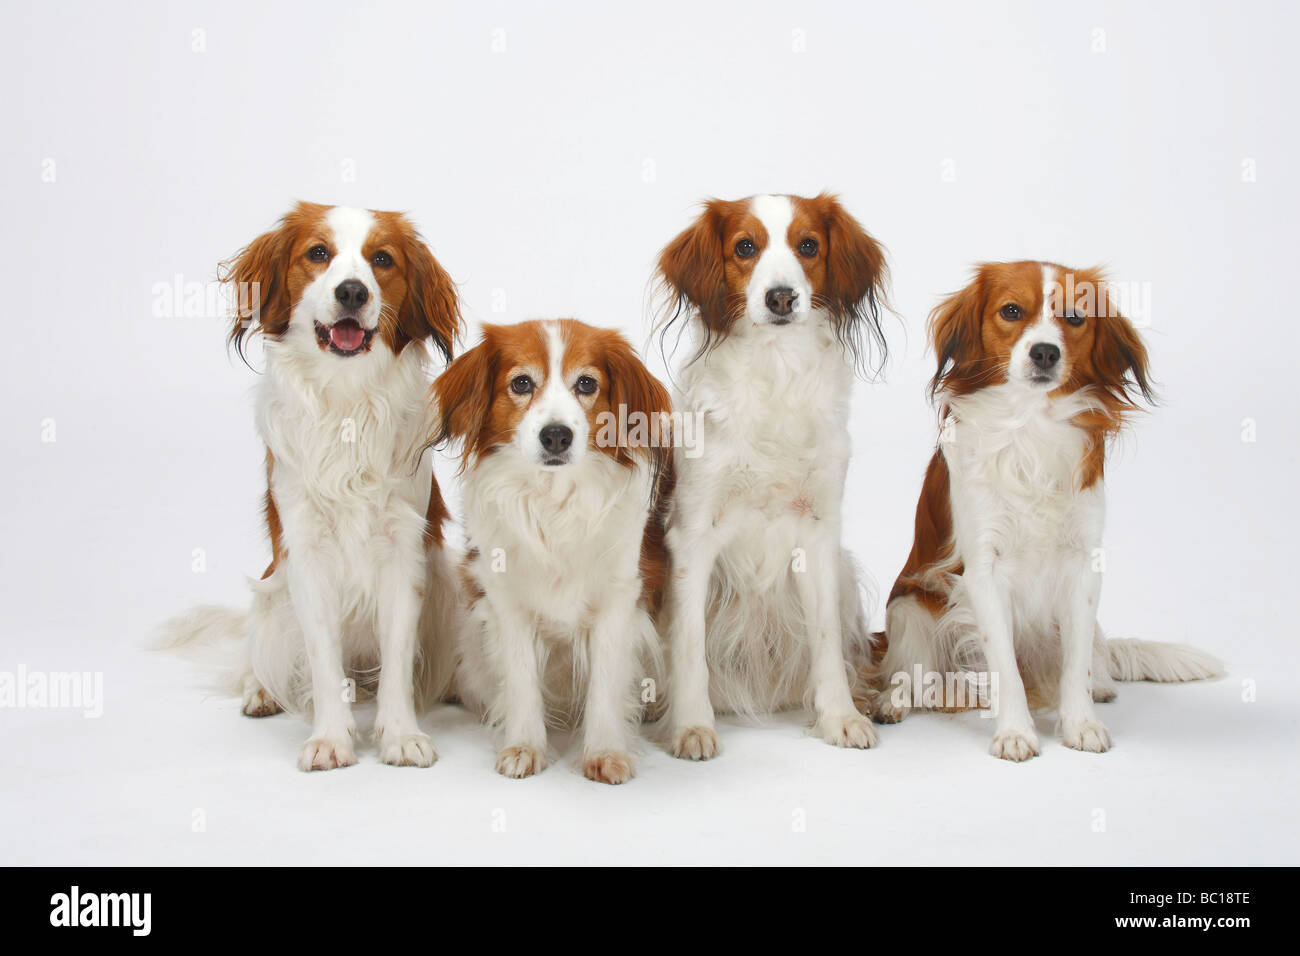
[432,319,673,783]
[161,201,464,771]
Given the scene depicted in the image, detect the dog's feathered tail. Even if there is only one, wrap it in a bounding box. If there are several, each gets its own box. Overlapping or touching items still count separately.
[1105,637,1224,683]
[154,571,461,714]
[150,604,250,697]
[154,605,246,649]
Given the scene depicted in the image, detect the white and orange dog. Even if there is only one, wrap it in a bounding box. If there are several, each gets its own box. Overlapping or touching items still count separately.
[163,202,463,771]
[872,261,1222,759]
[433,319,672,784]
[654,193,891,759]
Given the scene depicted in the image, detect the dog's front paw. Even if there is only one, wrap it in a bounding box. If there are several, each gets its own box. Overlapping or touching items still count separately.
[989,729,1040,762]
[868,691,910,724]
[670,725,720,761]
[241,684,283,717]
[377,727,437,767]
[496,745,545,779]
[582,751,635,785]
[1062,718,1111,753]
[298,735,357,772]
[819,712,879,749]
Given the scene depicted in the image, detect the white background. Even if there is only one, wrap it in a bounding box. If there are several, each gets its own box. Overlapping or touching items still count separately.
[2,0,1296,865]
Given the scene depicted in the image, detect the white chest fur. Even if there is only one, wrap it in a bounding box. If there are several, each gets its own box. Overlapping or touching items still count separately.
[256,342,434,589]
[463,452,653,636]
[943,385,1106,611]
[661,316,875,734]
[675,321,853,520]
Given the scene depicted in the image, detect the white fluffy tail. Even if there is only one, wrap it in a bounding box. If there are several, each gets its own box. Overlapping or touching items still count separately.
[151,604,249,696]
[153,605,246,649]
[1106,638,1224,683]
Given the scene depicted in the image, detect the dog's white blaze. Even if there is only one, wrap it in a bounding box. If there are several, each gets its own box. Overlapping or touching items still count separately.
[1007,263,1064,385]
[322,206,381,328]
[515,320,588,465]
[287,206,382,336]
[1040,263,1056,326]
[747,194,811,323]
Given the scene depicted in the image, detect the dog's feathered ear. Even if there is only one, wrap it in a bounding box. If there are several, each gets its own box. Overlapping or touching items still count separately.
[1089,278,1155,407]
[431,333,498,470]
[656,201,731,334]
[602,332,672,471]
[397,229,461,364]
[221,209,300,363]
[815,193,890,371]
[928,270,990,399]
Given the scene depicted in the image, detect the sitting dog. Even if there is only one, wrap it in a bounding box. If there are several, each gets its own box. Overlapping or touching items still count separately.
[872,261,1223,759]
[161,202,463,771]
[653,193,891,759]
[433,319,673,784]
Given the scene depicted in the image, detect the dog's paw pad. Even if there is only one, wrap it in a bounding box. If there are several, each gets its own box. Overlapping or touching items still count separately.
[495,745,545,779]
[1062,719,1111,753]
[241,685,282,717]
[670,726,720,761]
[582,751,635,785]
[298,736,357,772]
[869,694,909,724]
[989,730,1041,762]
[819,713,879,749]
[378,729,437,767]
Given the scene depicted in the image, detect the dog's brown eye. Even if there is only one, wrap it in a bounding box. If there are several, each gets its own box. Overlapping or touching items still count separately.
[371,251,393,268]
[735,238,757,259]
[307,245,330,263]
[575,375,597,395]
[1000,304,1022,321]
[797,238,819,257]
[1065,311,1085,327]
[510,375,534,395]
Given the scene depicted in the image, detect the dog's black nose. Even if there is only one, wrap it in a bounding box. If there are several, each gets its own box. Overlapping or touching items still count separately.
[539,424,573,455]
[1030,342,1061,370]
[765,286,796,317]
[334,280,369,309]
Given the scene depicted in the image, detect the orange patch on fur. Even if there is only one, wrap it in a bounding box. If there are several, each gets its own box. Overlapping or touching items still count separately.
[261,448,288,580]
[423,470,449,550]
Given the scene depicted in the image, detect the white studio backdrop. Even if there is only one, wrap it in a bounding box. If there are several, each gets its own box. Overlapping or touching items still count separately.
[2,0,1296,865]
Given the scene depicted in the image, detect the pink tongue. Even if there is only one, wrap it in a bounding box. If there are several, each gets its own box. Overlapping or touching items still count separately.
[330,320,366,352]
